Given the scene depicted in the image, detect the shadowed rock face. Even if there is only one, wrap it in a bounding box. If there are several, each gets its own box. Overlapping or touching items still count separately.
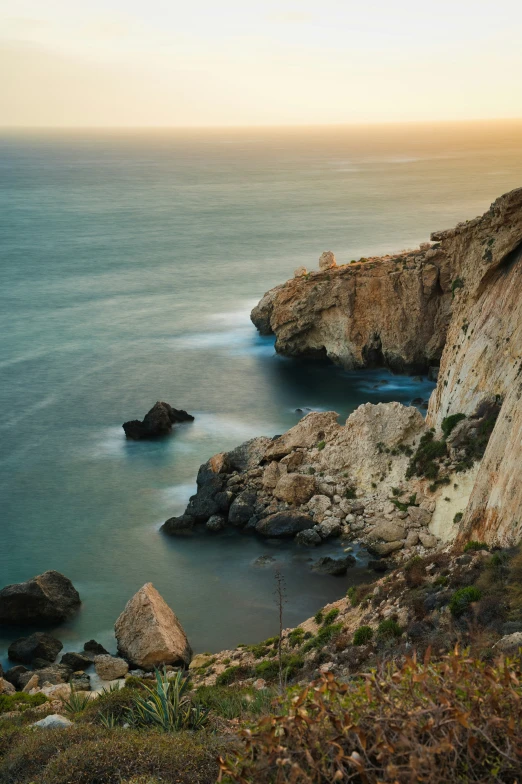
[0,571,81,624]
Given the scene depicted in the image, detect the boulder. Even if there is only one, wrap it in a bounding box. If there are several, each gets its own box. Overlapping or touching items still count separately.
[32,714,73,729]
[83,639,108,657]
[319,251,337,270]
[70,673,90,691]
[317,519,341,539]
[264,412,340,461]
[206,515,226,531]
[209,452,230,474]
[3,665,28,689]
[255,511,315,537]
[228,491,257,527]
[8,632,63,664]
[280,451,305,470]
[22,674,39,692]
[308,494,332,522]
[418,531,438,548]
[405,530,420,547]
[122,401,194,440]
[0,571,81,624]
[94,654,129,680]
[115,583,192,669]
[408,506,432,526]
[312,555,355,575]
[161,515,195,536]
[295,528,322,546]
[226,436,273,472]
[36,664,74,685]
[262,461,287,489]
[368,522,406,543]
[294,266,307,277]
[274,473,316,505]
[368,541,404,556]
[60,651,92,671]
[184,458,231,522]
[0,678,16,696]
[493,633,522,654]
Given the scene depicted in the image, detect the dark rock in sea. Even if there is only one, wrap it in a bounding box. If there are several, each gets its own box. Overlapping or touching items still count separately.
[61,651,92,671]
[8,632,63,664]
[4,665,28,690]
[0,570,81,625]
[255,511,315,537]
[228,491,257,527]
[32,658,54,669]
[161,514,196,536]
[253,555,276,567]
[312,555,356,575]
[295,528,322,546]
[70,672,91,691]
[83,639,109,658]
[122,401,194,440]
[206,515,226,532]
[36,663,74,685]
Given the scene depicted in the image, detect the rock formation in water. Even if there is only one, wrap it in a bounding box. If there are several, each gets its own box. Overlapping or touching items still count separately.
[115,582,192,669]
[248,188,522,548]
[123,401,194,440]
[0,571,81,624]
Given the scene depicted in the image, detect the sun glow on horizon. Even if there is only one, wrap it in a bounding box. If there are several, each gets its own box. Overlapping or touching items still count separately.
[2,0,522,128]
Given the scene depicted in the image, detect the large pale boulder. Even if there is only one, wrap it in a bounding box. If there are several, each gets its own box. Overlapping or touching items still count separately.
[408,506,432,526]
[308,494,332,522]
[368,521,406,543]
[0,571,81,624]
[115,583,192,669]
[274,473,316,505]
[319,251,337,270]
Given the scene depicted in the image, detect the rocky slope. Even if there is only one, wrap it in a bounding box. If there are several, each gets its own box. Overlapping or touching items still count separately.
[250,188,522,548]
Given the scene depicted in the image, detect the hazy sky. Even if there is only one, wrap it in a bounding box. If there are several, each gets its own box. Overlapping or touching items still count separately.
[2,0,522,127]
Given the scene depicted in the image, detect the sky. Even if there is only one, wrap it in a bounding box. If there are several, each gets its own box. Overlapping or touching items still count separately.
[2,0,522,127]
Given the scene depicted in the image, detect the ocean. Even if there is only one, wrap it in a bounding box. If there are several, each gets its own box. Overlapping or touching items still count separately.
[1,121,521,664]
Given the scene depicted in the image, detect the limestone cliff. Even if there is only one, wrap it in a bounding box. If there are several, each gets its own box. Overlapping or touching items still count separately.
[252,188,522,546]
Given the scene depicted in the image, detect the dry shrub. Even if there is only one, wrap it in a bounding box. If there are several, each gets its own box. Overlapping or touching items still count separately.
[219,649,522,784]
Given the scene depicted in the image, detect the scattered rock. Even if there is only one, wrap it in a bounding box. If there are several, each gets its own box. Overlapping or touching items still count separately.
[8,633,63,664]
[60,651,92,671]
[274,473,316,505]
[32,714,73,729]
[368,522,406,543]
[368,541,404,556]
[294,266,307,277]
[493,633,522,654]
[0,570,81,625]
[0,678,16,696]
[312,555,356,575]
[70,673,91,691]
[405,530,420,547]
[115,583,192,669]
[295,529,322,546]
[95,654,129,680]
[408,507,432,526]
[256,511,315,537]
[22,674,39,692]
[308,494,332,521]
[123,401,194,440]
[3,666,28,689]
[228,491,257,527]
[317,519,341,539]
[83,640,108,657]
[418,531,438,549]
[37,664,74,685]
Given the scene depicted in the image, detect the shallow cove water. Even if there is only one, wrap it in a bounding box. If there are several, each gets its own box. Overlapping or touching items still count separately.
[1,122,522,666]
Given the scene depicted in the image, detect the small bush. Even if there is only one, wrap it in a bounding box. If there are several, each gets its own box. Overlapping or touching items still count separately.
[377,619,402,639]
[302,624,343,653]
[215,665,252,687]
[451,277,464,296]
[79,684,140,726]
[0,692,47,715]
[353,626,373,646]
[314,610,324,625]
[453,511,463,524]
[193,685,274,720]
[441,413,466,437]
[344,485,357,500]
[449,586,482,617]
[247,644,269,659]
[346,584,371,607]
[287,628,305,648]
[322,608,340,625]
[407,431,447,480]
[463,540,489,552]
[316,440,326,450]
[255,655,304,682]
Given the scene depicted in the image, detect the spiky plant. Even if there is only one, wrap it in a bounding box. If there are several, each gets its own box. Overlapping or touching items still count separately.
[126,668,208,732]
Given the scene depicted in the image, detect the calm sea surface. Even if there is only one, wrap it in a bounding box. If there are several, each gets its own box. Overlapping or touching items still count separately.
[1,122,521,664]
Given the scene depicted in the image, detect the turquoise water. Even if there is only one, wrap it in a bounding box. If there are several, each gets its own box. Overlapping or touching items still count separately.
[1,122,521,664]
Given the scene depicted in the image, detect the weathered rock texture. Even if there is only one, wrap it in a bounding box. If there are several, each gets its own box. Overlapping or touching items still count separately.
[115,583,192,669]
[0,571,81,625]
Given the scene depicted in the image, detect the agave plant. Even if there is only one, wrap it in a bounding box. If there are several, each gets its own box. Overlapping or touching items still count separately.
[127,668,208,732]
[99,711,118,729]
[63,687,92,716]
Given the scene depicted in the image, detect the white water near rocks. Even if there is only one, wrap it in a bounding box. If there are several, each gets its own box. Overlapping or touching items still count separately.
[1,123,522,666]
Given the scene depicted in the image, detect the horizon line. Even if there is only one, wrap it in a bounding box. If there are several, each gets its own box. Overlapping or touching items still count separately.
[2,116,522,133]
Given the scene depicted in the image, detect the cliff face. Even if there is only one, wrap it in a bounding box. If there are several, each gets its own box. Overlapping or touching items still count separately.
[252,188,522,546]
[251,248,451,372]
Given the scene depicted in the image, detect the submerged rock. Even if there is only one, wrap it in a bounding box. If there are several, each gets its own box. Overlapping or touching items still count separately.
[161,514,195,536]
[312,555,356,575]
[0,571,81,625]
[115,583,192,669]
[123,401,194,440]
